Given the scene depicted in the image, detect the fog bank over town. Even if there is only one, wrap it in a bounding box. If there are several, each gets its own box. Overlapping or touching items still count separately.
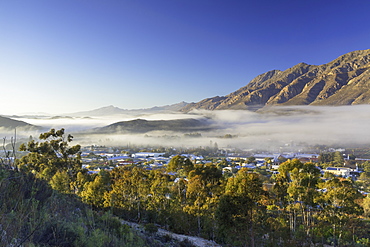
[3,105,368,151]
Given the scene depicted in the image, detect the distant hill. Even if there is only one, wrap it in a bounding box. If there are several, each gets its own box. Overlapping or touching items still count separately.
[69,102,189,117]
[144,101,189,112]
[181,49,370,111]
[90,118,214,134]
[0,116,39,130]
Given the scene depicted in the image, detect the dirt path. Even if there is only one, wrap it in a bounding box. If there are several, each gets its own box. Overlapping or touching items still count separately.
[121,220,221,247]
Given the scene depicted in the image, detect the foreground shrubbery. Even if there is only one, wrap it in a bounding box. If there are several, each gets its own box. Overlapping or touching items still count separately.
[0,167,198,246]
[6,128,370,246]
[0,168,149,246]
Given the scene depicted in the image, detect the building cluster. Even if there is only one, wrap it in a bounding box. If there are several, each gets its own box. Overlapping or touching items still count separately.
[79,146,363,179]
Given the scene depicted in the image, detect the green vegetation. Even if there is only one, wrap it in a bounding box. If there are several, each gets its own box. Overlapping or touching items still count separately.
[0,168,149,246]
[2,128,370,246]
[0,129,195,246]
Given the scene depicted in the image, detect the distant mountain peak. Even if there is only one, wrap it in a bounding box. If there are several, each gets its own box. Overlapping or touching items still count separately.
[69,102,190,117]
[181,49,370,112]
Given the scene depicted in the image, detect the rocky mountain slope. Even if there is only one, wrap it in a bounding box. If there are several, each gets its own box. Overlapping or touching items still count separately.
[181,49,370,111]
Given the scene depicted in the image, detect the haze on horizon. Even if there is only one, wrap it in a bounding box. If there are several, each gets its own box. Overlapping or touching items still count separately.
[1,1,370,115]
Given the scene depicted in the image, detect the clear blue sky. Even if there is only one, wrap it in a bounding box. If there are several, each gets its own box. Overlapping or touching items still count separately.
[1,0,369,115]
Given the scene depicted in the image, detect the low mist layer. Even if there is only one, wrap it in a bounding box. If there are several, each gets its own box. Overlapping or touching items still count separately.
[6,105,370,150]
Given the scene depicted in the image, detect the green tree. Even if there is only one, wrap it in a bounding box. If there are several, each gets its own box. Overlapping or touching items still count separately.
[362,195,370,218]
[273,159,304,207]
[50,170,72,193]
[247,156,256,164]
[146,170,172,224]
[286,161,321,240]
[318,152,334,164]
[105,167,150,221]
[166,155,194,177]
[72,170,92,195]
[362,161,370,175]
[333,151,344,166]
[80,170,111,208]
[315,177,363,246]
[18,128,81,181]
[216,168,267,247]
[185,163,224,238]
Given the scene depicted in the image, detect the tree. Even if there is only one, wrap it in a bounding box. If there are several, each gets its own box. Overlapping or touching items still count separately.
[362,161,370,174]
[18,128,81,181]
[105,167,150,222]
[273,159,304,207]
[286,162,321,241]
[72,170,92,195]
[166,155,194,177]
[216,158,229,169]
[264,157,273,168]
[247,156,256,164]
[49,170,72,194]
[216,168,267,246]
[315,177,363,246]
[362,195,370,218]
[80,170,111,208]
[272,159,322,243]
[146,170,172,224]
[333,151,344,166]
[17,128,82,198]
[318,152,334,164]
[185,163,224,238]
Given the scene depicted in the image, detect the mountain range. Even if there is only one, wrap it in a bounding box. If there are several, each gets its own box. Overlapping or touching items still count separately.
[181,49,370,112]
[2,49,370,132]
[68,101,189,117]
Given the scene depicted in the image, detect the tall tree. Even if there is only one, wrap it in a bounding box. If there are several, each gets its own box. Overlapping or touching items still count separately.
[333,151,345,166]
[146,170,172,224]
[315,177,363,246]
[184,163,224,238]
[216,168,267,247]
[80,170,111,208]
[286,161,321,241]
[105,167,150,222]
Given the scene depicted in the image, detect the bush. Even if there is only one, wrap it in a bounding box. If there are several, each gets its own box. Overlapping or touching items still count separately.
[144,223,158,234]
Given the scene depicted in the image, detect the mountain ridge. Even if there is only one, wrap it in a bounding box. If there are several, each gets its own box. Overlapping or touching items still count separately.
[88,118,214,134]
[68,101,189,117]
[181,49,370,112]
[0,115,40,130]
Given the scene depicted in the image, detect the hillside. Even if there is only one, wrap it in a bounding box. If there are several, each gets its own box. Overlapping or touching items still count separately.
[0,115,39,129]
[181,49,370,111]
[0,167,202,247]
[91,118,214,134]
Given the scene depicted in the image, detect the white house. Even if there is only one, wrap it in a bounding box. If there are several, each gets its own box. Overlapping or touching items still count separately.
[132,152,165,158]
[324,167,352,177]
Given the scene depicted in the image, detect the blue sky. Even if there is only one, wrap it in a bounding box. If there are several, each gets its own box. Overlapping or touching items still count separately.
[1,0,370,115]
